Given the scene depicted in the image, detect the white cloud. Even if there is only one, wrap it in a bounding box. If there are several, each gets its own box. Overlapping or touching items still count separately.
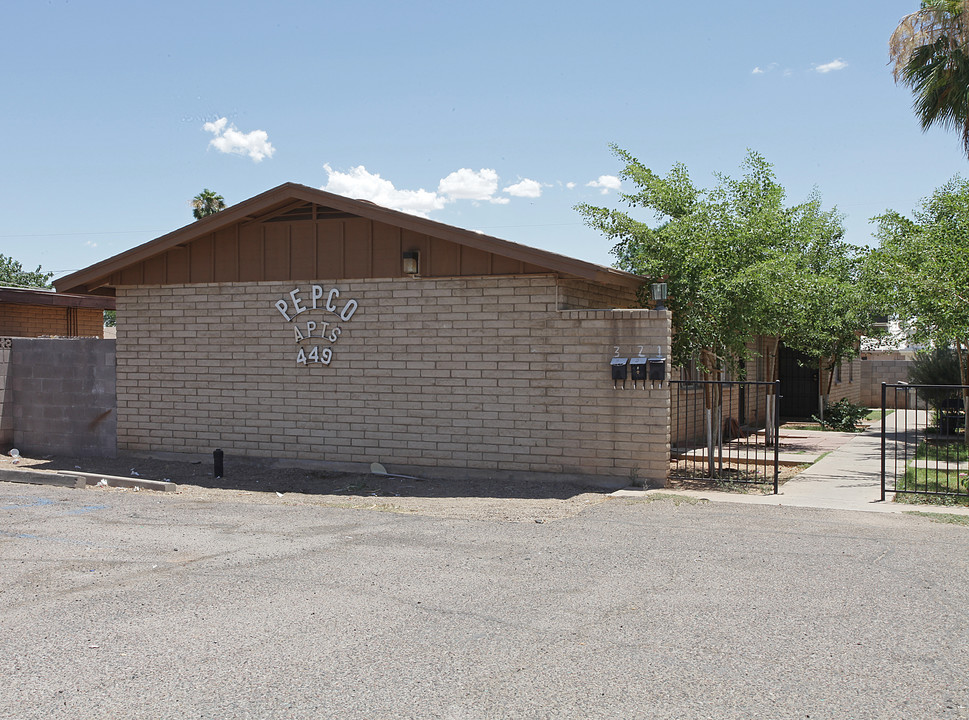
[203,117,275,162]
[202,117,228,135]
[321,164,446,216]
[84,240,97,248]
[566,182,576,189]
[752,67,765,75]
[586,175,621,194]
[321,164,548,215]
[503,178,543,198]
[752,62,779,75]
[815,58,848,74]
[438,168,509,204]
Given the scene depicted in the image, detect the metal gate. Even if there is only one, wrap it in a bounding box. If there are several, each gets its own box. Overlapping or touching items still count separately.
[670,379,780,493]
[880,383,969,503]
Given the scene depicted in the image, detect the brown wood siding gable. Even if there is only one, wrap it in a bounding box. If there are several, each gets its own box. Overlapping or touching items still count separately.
[55,184,644,294]
[102,217,576,285]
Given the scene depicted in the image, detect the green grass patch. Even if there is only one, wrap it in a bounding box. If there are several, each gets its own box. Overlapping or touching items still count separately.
[893,466,969,506]
[866,409,894,421]
[783,422,864,433]
[914,440,969,462]
[902,511,969,526]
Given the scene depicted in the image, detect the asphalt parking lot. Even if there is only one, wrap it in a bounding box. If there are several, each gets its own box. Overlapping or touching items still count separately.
[2,482,968,720]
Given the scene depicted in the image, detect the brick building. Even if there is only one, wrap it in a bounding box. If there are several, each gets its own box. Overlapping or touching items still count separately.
[0,286,113,338]
[0,288,115,453]
[56,183,671,485]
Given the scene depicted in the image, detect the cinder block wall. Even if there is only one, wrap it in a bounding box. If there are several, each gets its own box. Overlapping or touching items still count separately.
[0,304,104,338]
[860,352,915,408]
[0,339,11,446]
[8,338,116,456]
[116,275,671,485]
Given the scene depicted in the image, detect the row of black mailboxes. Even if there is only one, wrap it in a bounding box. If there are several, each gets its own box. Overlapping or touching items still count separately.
[611,356,666,389]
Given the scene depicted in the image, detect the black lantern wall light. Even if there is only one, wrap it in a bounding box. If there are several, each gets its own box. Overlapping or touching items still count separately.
[651,281,667,311]
[402,251,420,276]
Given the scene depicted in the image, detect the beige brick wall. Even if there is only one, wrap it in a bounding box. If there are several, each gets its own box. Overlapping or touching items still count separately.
[76,308,106,337]
[116,275,670,484]
[826,356,863,407]
[0,304,104,338]
[558,279,639,310]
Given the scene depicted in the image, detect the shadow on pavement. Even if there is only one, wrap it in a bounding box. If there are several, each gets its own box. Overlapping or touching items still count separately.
[18,452,622,501]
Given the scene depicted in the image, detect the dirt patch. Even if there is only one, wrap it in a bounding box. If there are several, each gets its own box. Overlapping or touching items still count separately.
[1,451,618,523]
[666,462,807,494]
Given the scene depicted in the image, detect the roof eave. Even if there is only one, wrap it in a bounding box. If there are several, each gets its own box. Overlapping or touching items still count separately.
[54,185,301,294]
[54,183,645,293]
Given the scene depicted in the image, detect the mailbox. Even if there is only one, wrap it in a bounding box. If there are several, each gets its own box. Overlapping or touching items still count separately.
[630,357,648,388]
[648,356,666,385]
[610,357,629,389]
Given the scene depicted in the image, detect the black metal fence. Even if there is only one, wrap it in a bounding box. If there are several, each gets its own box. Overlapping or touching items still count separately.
[881,383,969,503]
[670,379,780,493]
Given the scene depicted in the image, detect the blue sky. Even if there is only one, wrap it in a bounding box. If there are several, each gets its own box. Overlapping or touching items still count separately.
[1,0,965,282]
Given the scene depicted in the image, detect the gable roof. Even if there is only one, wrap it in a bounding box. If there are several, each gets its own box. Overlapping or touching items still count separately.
[54,183,643,294]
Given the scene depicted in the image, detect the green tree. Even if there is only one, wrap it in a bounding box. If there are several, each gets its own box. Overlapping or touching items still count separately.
[191,188,226,220]
[873,175,969,440]
[0,254,52,288]
[578,147,790,374]
[908,346,962,415]
[773,201,884,419]
[578,148,795,465]
[731,193,875,411]
[890,1,969,157]
[718,189,883,423]
[578,147,876,465]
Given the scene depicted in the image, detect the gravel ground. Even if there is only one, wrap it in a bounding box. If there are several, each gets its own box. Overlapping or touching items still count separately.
[2,451,617,523]
[3,481,968,719]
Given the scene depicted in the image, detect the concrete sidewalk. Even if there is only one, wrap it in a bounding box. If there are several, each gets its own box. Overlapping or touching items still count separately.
[618,411,969,516]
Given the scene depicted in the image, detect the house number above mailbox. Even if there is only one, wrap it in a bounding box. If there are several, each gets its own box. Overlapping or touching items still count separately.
[273,285,359,366]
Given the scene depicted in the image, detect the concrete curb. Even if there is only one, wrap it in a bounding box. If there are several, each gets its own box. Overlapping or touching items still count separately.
[60,471,178,492]
[0,468,86,489]
[0,466,177,492]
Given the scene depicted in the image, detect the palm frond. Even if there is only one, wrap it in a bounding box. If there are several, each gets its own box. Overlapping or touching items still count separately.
[890,1,969,80]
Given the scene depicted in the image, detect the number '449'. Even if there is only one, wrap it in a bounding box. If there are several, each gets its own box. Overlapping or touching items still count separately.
[296,346,332,365]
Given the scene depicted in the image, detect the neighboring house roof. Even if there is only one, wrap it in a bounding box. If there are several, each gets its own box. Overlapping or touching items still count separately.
[861,318,923,354]
[0,285,115,310]
[55,183,644,295]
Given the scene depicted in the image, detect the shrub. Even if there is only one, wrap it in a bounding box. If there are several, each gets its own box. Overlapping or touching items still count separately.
[812,399,870,432]
[908,347,962,412]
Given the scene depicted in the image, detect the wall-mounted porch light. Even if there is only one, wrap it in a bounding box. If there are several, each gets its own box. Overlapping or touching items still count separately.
[651,282,668,311]
[402,250,420,275]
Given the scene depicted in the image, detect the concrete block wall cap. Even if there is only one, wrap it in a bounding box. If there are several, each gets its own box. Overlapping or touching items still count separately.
[0,467,86,488]
[61,471,178,492]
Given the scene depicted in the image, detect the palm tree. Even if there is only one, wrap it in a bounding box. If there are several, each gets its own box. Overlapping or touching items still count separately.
[890,1,969,157]
[191,189,226,220]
